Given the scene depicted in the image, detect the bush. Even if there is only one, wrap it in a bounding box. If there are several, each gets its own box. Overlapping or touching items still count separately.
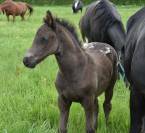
[0,0,144,5]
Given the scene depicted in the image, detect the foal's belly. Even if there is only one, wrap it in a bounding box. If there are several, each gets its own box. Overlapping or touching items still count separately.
[61,89,84,102]
[56,78,110,102]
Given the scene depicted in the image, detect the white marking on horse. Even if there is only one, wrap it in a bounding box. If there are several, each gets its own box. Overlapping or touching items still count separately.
[83,42,89,49]
[105,47,111,54]
[83,42,95,49]
[88,45,95,49]
[99,47,111,54]
[74,0,79,8]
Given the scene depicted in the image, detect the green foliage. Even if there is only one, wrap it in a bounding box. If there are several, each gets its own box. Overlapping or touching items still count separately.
[0,5,141,133]
[0,0,145,5]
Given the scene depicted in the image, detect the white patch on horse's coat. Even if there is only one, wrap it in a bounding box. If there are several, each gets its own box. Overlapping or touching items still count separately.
[83,42,96,49]
[83,42,89,49]
[105,47,111,54]
[74,0,79,8]
[88,45,95,49]
[99,47,111,55]
[83,43,112,55]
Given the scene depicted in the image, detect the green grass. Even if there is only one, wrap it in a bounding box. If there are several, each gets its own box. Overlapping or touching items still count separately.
[0,5,141,133]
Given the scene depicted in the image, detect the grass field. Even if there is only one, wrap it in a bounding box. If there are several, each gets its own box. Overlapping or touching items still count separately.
[0,5,141,133]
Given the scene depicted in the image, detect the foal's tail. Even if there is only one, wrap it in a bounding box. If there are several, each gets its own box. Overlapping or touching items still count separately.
[26,4,33,16]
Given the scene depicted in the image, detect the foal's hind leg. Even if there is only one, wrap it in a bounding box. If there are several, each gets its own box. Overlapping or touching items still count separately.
[94,98,99,130]
[103,72,117,124]
[103,86,113,124]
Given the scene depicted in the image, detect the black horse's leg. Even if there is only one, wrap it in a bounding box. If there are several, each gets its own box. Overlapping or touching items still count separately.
[103,70,117,124]
[130,89,145,133]
[58,96,71,133]
[82,96,96,133]
[141,116,145,133]
[94,98,99,130]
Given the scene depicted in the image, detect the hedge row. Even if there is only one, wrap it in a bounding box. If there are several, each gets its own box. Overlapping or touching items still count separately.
[0,0,144,5]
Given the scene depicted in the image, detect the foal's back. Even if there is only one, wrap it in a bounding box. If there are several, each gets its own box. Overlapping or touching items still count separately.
[84,42,118,96]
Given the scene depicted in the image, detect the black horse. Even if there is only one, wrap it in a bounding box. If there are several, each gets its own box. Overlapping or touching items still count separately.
[72,0,83,13]
[80,0,126,82]
[125,7,145,133]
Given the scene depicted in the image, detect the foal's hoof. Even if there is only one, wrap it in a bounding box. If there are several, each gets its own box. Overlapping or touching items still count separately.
[58,129,67,133]
[87,129,95,133]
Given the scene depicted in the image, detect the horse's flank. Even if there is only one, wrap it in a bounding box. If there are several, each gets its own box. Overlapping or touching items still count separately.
[0,0,33,21]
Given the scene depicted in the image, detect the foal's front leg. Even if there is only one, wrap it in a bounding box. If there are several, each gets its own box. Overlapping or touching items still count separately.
[82,96,96,133]
[58,96,72,133]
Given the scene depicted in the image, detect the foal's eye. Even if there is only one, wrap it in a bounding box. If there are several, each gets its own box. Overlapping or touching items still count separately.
[41,36,49,44]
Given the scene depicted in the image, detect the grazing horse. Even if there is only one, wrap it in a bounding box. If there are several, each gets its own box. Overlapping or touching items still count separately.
[125,7,145,133]
[79,0,126,83]
[23,10,118,133]
[0,0,33,21]
[72,0,83,13]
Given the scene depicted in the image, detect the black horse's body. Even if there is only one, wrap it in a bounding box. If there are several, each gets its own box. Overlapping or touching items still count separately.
[125,7,145,133]
[80,0,126,81]
[80,0,125,53]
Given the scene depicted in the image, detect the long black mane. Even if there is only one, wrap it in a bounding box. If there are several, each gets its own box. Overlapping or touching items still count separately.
[55,18,82,47]
[94,0,122,35]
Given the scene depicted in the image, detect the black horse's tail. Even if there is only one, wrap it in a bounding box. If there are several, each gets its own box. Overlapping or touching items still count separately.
[26,4,33,16]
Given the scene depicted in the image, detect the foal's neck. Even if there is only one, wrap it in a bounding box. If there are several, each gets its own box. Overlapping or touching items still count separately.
[55,24,87,81]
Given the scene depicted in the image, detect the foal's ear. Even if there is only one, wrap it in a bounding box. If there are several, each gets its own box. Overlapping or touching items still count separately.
[44,10,56,29]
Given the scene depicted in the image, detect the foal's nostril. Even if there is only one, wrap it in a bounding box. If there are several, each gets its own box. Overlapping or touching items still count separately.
[23,56,36,68]
[23,57,29,66]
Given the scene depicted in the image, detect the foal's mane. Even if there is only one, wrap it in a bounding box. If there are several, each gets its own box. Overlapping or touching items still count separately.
[55,18,82,47]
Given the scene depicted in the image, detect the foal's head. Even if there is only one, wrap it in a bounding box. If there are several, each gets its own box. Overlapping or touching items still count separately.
[23,11,59,68]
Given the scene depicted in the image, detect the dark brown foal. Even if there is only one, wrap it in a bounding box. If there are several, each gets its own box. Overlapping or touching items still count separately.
[23,11,118,133]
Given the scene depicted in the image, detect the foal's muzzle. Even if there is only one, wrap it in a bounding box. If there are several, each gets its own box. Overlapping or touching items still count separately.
[23,56,36,68]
